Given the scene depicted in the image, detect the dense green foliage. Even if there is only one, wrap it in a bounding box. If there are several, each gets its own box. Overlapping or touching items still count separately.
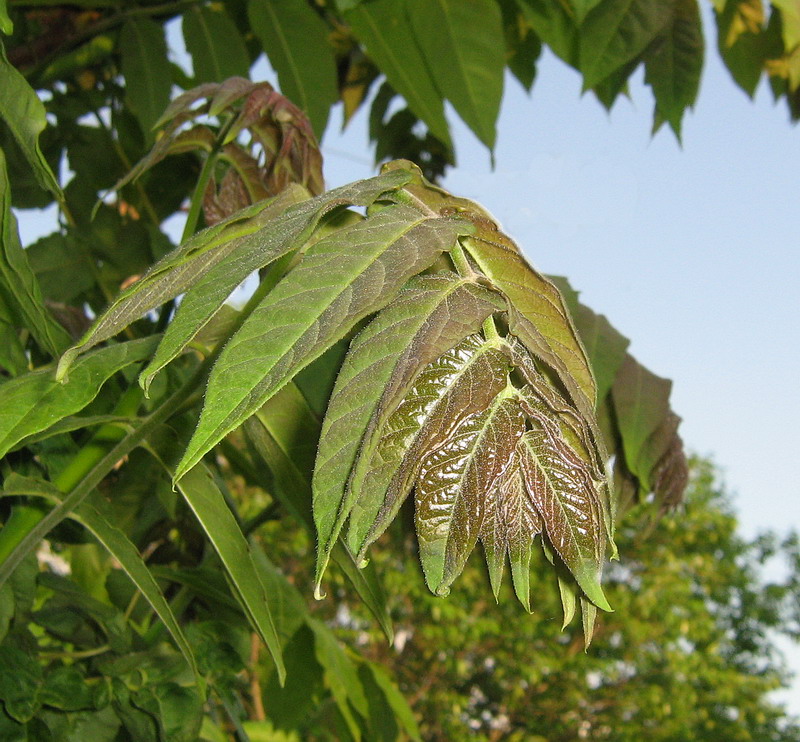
[0,0,798,740]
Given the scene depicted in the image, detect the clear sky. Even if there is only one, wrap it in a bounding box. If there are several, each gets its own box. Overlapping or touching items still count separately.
[317,9,800,713]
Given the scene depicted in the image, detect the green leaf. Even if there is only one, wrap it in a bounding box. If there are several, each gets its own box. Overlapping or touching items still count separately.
[183,5,250,83]
[140,172,410,393]
[359,661,421,742]
[0,1,12,35]
[570,0,604,23]
[0,336,158,459]
[159,461,285,684]
[518,427,611,610]
[0,150,71,356]
[1,473,201,685]
[644,0,704,138]
[714,0,769,96]
[548,275,630,402]
[500,0,543,91]
[416,387,524,595]
[175,206,470,481]
[481,461,541,610]
[132,683,203,742]
[59,169,411,381]
[579,0,674,89]
[347,332,512,563]
[773,0,800,49]
[119,18,172,138]
[346,0,453,146]
[313,274,503,589]
[247,0,338,138]
[243,395,394,642]
[611,353,672,483]
[460,218,596,414]
[0,42,61,200]
[406,0,505,150]
[0,646,42,722]
[307,618,369,741]
[516,0,580,66]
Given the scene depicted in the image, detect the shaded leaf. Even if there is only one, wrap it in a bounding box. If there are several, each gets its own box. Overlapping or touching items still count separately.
[516,0,580,66]
[644,0,704,138]
[548,275,630,402]
[248,0,338,137]
[359,661,421,742]
[183,5,250,83]
[244,387,394,641]
[0,42,61,200]
[500,0,543,91]
[0,150,71,356]
[175,206,470,481]
[0,336,158,459]
[611,353,672,483]
[119,18,172,138]
[0,2,11,35]
[307,618,368,741]
[1,473,201,685]
[579,0,674,89]
[153,459,286,684]
[313,274,503,588]
[406,0,505,149]
[714,0,769,96]
[346,0,452,146]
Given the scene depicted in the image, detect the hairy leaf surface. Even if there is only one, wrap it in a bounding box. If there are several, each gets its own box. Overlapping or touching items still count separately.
[348,333,512,562]
[460,219,595,413]
[175,206,470,481]
[416,389,524,595]
[59,170,412,381]
[313,275,502,589]
[517,427,610,610]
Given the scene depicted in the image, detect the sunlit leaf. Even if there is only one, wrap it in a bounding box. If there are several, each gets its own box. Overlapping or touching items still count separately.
[175,206,470,481]
[348,333,512,563]
[714,0,769,96]
[406,0,505,150]
[416,389,525,596]
[60,170,412,382]
[0,336,158,459]
[518,426,610,610]
[314,275,503,588]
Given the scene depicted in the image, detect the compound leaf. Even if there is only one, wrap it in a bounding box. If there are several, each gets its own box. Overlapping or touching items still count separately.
[313,275,503,588]
[176,206,470,480]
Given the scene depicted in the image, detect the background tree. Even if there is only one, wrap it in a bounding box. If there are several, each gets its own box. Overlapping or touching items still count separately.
[0,0,797,740]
